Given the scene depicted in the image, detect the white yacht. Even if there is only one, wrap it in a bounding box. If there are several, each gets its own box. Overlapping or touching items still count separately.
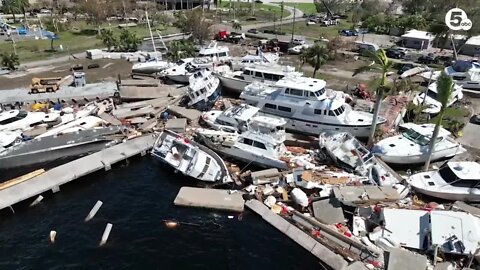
[240,77,385,138]
[161,58,229,84]
[38,116,107,138]
[131,58,173,74]
[200,104,286,138]
[195,129,289,170]
[0,130,22,149]
[217,64,301,94]
[186,69,221,111]
[0,110,59,132]
[409,162,480,201]
[372,123,466,165]
[412,82,463,114]
[319,131,401,186]
[197,42,231,63]
[231,52,279,71]
[151,130,232,183]
[421,61,480,90]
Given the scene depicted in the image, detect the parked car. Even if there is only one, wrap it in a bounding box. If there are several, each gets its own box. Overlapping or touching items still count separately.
[338,29,358,36]
[385,48,405,59]
[417,54,438,65]
[247,28,258,34]
[397,63,415,75]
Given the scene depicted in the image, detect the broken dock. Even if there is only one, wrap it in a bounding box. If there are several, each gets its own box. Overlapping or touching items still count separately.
[0,135,155,211]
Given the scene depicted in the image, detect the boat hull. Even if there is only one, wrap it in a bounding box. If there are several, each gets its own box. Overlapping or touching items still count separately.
[166,74,190,84]
[376,147,465,165]
[282,117,376,138]
[218,75,249,94]
[411,186,480,202]
[190,84,222,111]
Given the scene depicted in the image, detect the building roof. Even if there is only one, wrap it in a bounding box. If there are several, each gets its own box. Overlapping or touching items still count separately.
[401,30,434,41]
[465,35,480,46]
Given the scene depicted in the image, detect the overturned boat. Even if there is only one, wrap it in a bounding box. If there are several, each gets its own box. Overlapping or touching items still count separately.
[0,126,123,169]
[319,131,401,186]
[186,69,221,111]
[151,130,232,183]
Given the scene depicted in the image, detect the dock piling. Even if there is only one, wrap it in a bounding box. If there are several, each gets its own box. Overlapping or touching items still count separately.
[99,223,113,246]
[49,230,57,243]
[85,200,104,222]
[29,195,44,207]
[51,186,60,193]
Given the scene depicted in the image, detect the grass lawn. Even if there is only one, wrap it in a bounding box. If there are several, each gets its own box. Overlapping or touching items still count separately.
[0,22,179,63]
[212,0,290,23]
[429,106,470,134]
[285,3,317,15]
[259,19,351,40]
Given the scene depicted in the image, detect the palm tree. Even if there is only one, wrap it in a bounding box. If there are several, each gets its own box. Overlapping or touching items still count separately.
[232,21,242,31]
[300,44,330,77]
[352,49,393,147]
[279,1,284,26]
[424,72,454,171]
[3,0,20,22]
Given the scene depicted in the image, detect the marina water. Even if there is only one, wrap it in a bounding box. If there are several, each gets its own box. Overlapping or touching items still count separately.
[0,157,319,269]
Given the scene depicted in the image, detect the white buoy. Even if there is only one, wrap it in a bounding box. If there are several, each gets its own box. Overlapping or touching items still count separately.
[99,223,113,246]
[49,230,57,243]
[84,200,103,222]
[29,195,44,207]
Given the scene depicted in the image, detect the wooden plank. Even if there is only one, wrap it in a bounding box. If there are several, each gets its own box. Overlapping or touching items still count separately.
[0,169,45,190]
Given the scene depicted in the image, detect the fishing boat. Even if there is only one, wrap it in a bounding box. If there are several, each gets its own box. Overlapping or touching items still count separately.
[409,161,480,201]
[412,82,463,114]
[186,69,221,111]
[319,131,401,186]
[151,130,232,183]
[217,64,301,95]
[241,77,385,138]
[0,109,59,132]
[0,126,123,169]
[372,123,466,165]
[195,129,288,170]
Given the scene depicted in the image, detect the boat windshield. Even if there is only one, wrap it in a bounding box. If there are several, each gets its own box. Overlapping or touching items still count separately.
[439,166,459,183]
[426,90,438,99]
[402,128,430,146]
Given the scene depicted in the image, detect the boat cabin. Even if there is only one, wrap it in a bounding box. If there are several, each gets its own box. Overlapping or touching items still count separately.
[436,162,480,188]
[0,110,28,126]
[198,42,230,62]
[235,131,285,158]
[399,123,451,146]
[241,65,299,82]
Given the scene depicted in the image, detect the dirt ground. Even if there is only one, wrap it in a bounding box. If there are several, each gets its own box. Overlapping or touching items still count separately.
[0,59,133,90]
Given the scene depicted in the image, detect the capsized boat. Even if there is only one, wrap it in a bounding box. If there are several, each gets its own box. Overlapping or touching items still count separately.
[186,69,221,111]
[195,128,288,170]
[409,161,480,201]
[151,130,232,183]
[0,126,123,169]
[372,123,466,165]
[412,82,463,114]
[319,131,401,186]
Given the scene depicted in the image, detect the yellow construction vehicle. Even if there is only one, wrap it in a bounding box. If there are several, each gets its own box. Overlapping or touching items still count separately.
[29,77,62,94]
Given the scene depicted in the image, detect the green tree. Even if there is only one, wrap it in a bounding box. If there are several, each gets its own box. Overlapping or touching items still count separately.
[174,9,213,45]
[352,49,393,147]
[166,40,196,62]
[2,0,20,22]
[1,52,19,70]
[424,71,454,170]
[118,29,141,52]
[400,15,427,30]
[300,44,330,77]
[232,21,242,31]
[100,29,117,52]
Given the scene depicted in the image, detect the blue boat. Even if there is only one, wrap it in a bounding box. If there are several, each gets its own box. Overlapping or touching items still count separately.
[186,69,221,111]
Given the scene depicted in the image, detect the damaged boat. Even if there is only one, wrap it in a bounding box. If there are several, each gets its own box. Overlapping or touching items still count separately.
[186,69,221,111]
[151,129,232,183]
[0,109,59,132]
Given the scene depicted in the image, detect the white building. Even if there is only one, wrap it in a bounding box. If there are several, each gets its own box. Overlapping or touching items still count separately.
[400,29,435,50]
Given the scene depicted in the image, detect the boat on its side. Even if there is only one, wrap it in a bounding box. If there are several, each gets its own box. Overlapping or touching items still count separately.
[372,123,466,165]
[186,69,221,111]
[409,161,480,201]
[37,116,107,138]
[0,109,59,132]
[151,130,232,183]
[412,82,463,114]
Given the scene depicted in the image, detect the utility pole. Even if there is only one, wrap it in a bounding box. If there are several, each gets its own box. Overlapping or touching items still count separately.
[273,10,277,39]
[291,3,296,43]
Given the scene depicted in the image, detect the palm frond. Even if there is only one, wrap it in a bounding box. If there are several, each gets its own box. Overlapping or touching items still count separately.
[436,71,454,108]
[353,65,377,77]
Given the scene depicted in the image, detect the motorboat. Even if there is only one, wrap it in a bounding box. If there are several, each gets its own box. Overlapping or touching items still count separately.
[0,130,22,148]
[217,64,301,95]
[372,123,466,165]
[151,129,232,183]
[409,161,480,201]
[200,104,286,139]
[319,131,401,186]
[197,41,231,63]
[131,58,173,74]
[231,51,279,71]
[161,57,229,84]
[0,109,59,132]
[412,82,463,114]
[195,129,289,170]
[241,77,385,138]
[0,126,123,169]
[186,69,221,111]
[420,60,480,90]
[38,115,108,138]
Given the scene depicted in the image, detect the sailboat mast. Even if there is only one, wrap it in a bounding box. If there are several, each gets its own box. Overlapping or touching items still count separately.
[145,11,158,62]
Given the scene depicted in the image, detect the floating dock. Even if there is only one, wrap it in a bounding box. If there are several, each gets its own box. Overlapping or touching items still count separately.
[174,187,245,212]
[0,135,155,211]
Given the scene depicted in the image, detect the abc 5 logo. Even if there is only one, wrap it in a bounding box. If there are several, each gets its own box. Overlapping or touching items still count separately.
[445,8,473,31]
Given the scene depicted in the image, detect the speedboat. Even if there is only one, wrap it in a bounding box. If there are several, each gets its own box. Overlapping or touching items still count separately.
[409,161,480,201]
[151,129,232,183]
[217,64,301,95]
[38,116,107,138]
[241,77,385,138]
[0,126,123,169]
[186,69,221,111]
[412,82,463,114]
[200,104,286,139]
[372,123,466,165]
[195,129,289,170]
[319,131,401,186]
[132,58,173,74]
[420,60,480,90]
[0,109,59,132]
[231,51,279,71]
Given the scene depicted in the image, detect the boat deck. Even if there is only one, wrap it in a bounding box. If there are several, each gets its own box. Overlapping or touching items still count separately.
[0,135,155,211]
